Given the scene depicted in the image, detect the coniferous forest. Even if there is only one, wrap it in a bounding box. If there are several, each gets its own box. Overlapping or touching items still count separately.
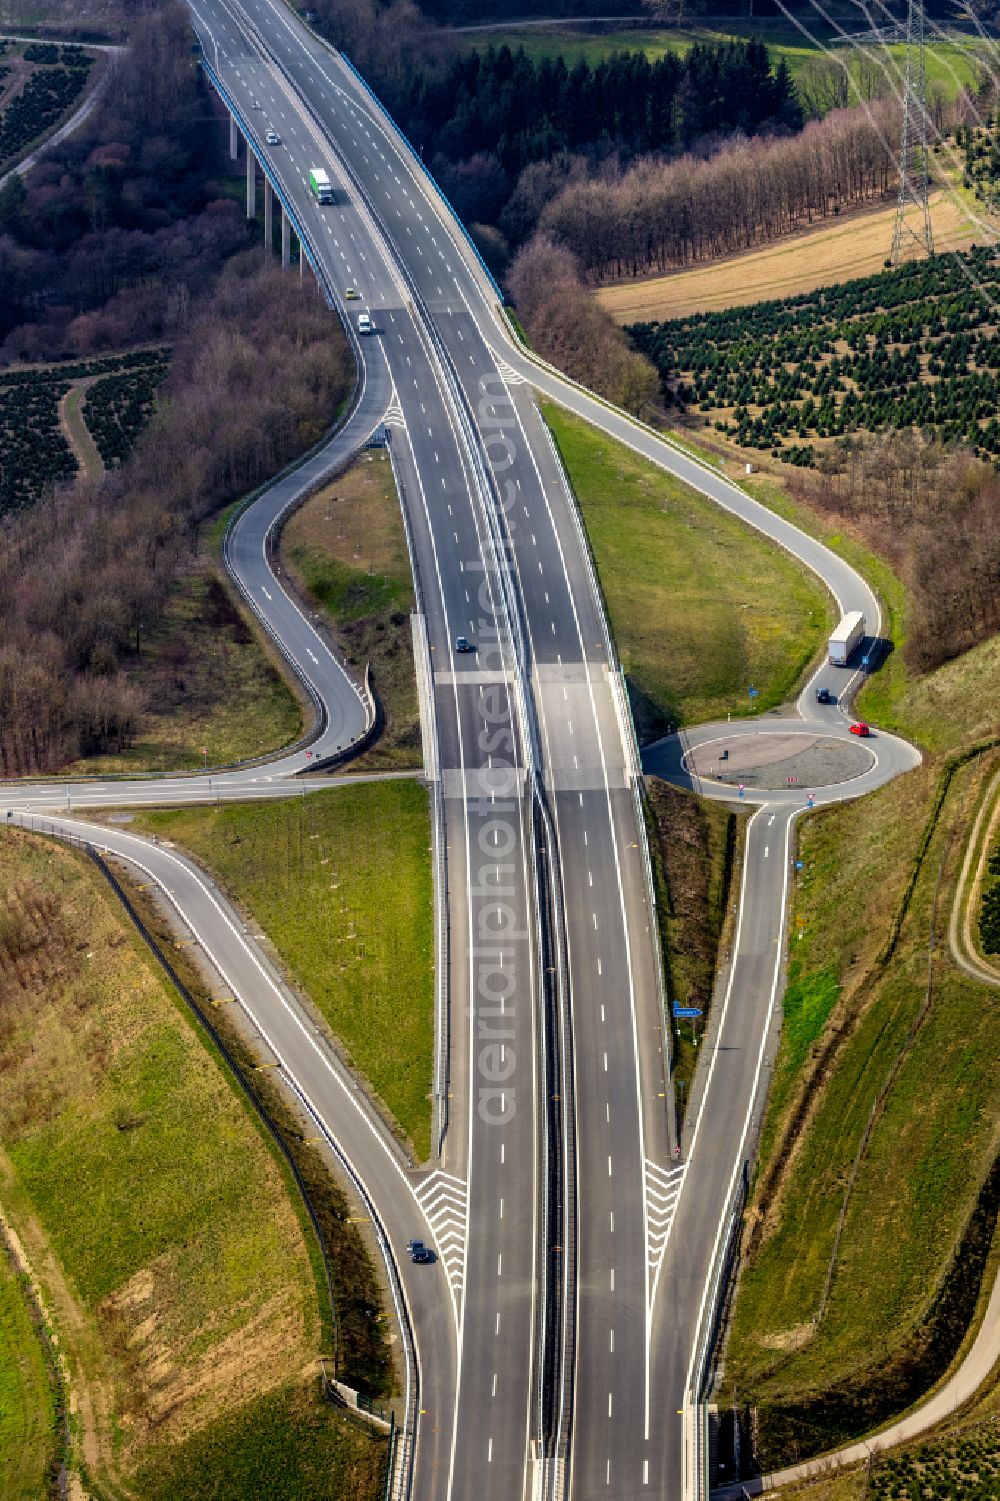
[395,40,802,181]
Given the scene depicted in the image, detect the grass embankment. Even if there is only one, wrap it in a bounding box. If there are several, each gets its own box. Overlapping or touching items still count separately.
[63,558,304,775]
[645,780,742,1114]
[723,702,1000,1468]
[0,826,388,1499]
[281,449,422,771]
[773,1364,1000,1501]
[0,1243,57,1500]
[596,192,976,323]
[541,400,831,739]
[135,780,435,1160]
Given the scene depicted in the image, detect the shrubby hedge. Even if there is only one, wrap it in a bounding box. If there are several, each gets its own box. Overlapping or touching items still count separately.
[82,351,171,468]
[979,840,1000,955]
[0,59,91,165]
[0,374,76,512]
[0,350,171,512]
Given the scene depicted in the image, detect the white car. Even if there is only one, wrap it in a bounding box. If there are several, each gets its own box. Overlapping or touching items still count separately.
[357,312,373,335]
[265,129,280,145]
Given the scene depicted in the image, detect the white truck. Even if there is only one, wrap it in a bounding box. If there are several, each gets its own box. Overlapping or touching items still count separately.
[828,610,866,666]
[308,167,334,205]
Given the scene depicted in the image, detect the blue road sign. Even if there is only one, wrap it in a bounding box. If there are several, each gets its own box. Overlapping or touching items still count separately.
[748,686,760,698]
[795,860,804,870]
[673,1004,703,1019]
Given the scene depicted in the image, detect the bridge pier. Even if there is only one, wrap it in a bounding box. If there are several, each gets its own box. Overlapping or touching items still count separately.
[229,114,238,161]
[281,205,290,267]
[246,148,256,220]
[263,178,273,254]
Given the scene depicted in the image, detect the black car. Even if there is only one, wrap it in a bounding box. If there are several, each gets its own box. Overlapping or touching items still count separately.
[815,686,832,704]
[406,1238,434,1264]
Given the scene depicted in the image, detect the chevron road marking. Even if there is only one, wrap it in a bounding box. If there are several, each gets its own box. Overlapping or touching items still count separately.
[646,1159,687,1292]
[413,1169,468,1302]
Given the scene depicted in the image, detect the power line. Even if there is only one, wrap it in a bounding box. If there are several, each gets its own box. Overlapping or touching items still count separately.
[890,0,935,264]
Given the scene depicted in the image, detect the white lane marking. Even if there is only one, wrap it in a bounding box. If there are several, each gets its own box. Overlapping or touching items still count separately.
[306,648,318,663]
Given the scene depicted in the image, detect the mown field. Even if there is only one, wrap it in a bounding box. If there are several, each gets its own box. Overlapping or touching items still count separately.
[135,780,435,1160]
[542,400,831,738]
[281,449,423,771]
[596,192,978,324]
[722,653,1000,1470]
[446,19,987,103]
[0,826,388,1499]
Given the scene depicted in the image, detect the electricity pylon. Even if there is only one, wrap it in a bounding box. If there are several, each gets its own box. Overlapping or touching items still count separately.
[889,0,935,265]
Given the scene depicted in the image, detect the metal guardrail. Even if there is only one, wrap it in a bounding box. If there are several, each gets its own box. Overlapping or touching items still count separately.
[322,60,576,1477]
[386,438,451,1162]
[335,51,504,305]
[686,1169,749,1501]
[539,421,678,1149]
[199,55,332,307]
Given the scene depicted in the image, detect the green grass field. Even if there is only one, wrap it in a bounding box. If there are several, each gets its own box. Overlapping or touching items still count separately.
[281,450,422,771]
[646,780,740,1112]
[724,735,1000,1466]
[132,1377,388,1501]
[0,1248,56,1501]
[137,780,435,1159]
[448,20,986,103]
[0,826,386,1497]
[543,401,831,738]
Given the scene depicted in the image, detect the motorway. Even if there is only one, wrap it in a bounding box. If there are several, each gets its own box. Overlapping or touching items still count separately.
[0,5,927,1499]
[183,4,673,1496]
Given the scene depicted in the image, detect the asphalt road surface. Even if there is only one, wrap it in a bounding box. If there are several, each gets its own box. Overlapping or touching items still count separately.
[1,6,928,1499]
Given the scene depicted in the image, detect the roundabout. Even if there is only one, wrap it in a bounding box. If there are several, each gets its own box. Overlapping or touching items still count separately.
[642,713,920,807]
[679,729,874,791]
